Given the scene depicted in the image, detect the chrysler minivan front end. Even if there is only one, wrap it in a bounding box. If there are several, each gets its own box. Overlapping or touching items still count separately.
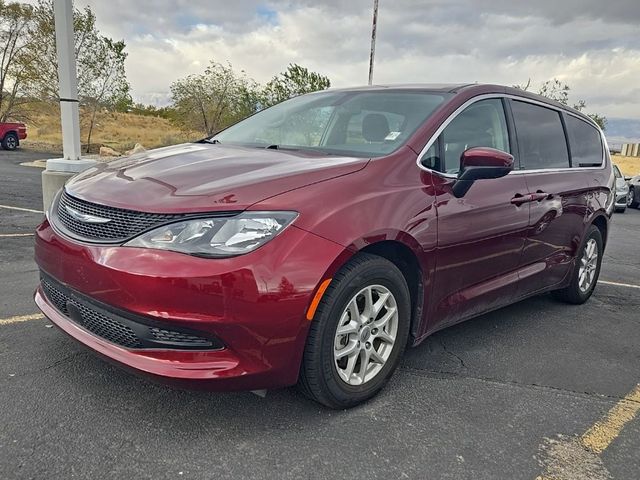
[35,188,348,391]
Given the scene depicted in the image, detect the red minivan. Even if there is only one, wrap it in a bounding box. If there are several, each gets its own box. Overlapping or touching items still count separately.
[34,84,613,408]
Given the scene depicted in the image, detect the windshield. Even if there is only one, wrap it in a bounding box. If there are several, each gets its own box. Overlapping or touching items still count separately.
[211,90,450,157]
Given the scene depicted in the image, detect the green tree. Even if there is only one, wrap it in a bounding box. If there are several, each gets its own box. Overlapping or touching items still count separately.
[170,61,259,136]
[0,1,34,122]
[129,103,177,121]
[260,63,331,107]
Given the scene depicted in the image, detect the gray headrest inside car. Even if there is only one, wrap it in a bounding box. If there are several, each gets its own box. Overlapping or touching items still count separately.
[362,113,390,142]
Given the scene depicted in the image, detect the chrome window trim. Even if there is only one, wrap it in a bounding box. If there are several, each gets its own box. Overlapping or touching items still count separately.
[415,93,608,179]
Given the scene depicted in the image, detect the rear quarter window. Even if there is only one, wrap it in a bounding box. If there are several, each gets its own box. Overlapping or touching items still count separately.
[565,115,603,167]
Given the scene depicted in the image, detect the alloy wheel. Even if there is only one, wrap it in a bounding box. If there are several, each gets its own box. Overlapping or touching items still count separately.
[333,284,398,386]
[6,136,17,149]
[578,238,598,293]
[628,189,635,207]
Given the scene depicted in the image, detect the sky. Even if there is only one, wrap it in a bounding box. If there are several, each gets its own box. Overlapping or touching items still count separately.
[25,1,640,131]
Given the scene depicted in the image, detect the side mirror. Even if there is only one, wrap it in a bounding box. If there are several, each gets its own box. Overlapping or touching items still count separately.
[452,147,514,198]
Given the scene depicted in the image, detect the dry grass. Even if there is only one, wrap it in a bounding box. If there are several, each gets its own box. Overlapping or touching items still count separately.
[22,105,199,153]
[611,155,640,177]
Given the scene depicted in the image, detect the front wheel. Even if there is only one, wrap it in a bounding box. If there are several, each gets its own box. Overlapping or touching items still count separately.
[552,225,603,304]
[298,253,411,409]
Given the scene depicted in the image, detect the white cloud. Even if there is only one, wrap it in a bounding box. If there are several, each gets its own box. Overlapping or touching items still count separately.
[28,0,640,119]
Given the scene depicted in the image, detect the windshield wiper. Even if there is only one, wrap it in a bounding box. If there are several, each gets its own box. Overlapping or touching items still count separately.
[265,145,304,151]
[199,138,221,144]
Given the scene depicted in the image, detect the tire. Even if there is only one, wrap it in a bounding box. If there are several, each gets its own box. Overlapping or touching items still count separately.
[552,225,603,305]
[629,187,639,209]
[298,253,411,409]
[615,205,626,213]
[1,132,18,151]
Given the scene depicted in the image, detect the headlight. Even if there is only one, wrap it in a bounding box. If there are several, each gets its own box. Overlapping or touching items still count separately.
[124,211,298,257]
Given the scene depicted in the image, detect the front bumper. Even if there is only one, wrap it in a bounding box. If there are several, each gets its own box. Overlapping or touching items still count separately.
[34,218,347,391]
[615,190,629,207]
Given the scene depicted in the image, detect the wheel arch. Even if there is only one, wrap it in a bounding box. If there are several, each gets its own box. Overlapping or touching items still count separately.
[591,213,609,249]
[358,239,425,343]
[3,129,19,138]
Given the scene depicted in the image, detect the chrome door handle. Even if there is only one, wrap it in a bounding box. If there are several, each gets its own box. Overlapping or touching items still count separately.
[511,193,533,205]
[531,191,553,202]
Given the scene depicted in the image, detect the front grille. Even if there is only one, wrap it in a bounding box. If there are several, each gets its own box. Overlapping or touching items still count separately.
[40,274,222,350]
[42,276,141,348]
[56,190,186,243]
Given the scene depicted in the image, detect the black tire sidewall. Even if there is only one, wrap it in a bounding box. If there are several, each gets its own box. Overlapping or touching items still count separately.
[307,255,411,407]
[2,133,18,151]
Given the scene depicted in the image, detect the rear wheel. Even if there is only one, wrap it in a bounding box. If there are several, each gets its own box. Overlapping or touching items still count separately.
[552,225,603,304]
[629,187,638,209]
[1,132,18,151]
[298,253,411,409]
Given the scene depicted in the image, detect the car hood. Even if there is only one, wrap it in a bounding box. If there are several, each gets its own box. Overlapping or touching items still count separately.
[66,143,368,213]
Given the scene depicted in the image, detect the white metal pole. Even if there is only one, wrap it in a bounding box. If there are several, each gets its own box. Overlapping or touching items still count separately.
[368,0,379,85]
[53,0,82,160]
[42,0,95,211]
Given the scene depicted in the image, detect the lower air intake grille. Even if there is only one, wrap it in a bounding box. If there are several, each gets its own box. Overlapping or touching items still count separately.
[40,274,222,351]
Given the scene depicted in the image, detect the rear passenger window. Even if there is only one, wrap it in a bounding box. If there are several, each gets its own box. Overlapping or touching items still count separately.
[428,99,509,174]
[511,100,570,170]
[565,115,603,167]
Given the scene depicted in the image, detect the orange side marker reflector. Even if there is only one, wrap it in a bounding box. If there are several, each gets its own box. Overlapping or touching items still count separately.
[306,278,332,320]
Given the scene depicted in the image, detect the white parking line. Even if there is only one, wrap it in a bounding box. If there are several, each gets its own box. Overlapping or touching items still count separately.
[0,233,34,237]
[0,204,43,214]
[599,280,640,290]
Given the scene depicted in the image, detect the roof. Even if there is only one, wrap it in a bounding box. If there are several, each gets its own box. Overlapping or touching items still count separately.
[323,83,597,127]
[325,83,473,93]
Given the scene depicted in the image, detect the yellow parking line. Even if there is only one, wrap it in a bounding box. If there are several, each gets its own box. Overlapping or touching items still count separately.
[534,384,640,479]
[598,280,640,290]
[0,313,44,325]
[0,204,43,214]
[0,233,34,237]
[580,384,640,454]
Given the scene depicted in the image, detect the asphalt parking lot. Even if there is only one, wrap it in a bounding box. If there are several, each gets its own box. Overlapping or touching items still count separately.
[1,149,639,480]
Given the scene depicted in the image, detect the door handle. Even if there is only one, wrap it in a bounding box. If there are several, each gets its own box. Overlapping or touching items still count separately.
[511,192,553,205]
[511,193,533,205]
[530,191,551,202]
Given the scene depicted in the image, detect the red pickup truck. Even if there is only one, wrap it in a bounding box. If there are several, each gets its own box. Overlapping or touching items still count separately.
[0,122,27,150]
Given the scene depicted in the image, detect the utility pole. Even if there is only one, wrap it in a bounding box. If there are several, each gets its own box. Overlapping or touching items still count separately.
[368,0,379,85]
[42,0,96,211]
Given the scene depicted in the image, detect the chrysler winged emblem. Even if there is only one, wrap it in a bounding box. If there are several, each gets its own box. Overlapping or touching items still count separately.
[65,206,112,224]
